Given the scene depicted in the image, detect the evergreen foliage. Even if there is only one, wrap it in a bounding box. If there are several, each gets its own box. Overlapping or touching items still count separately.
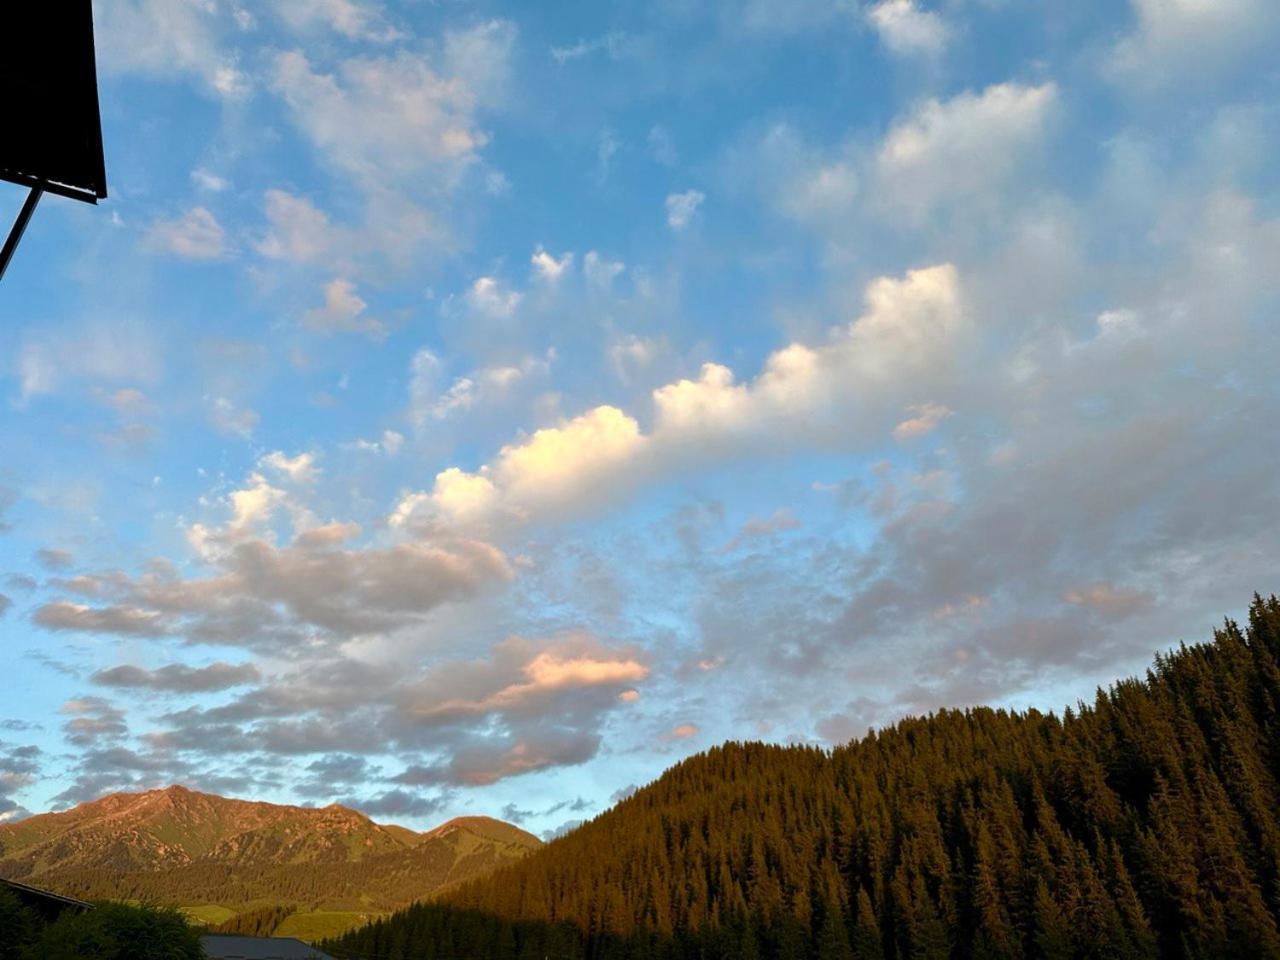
[0,898,202,960]
[330,595,1280,960]
[209,901,297,937]
[0,888,36,960]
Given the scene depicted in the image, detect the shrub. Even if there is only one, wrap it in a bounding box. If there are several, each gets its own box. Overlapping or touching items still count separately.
[25,901,204,960]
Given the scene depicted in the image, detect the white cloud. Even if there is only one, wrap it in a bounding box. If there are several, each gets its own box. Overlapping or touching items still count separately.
[273,49,488,188]
[191,169,229,192]
[411,645,649,719]
[396,405,646,528]
[1109,0,1278,88]
[16,324,161,405]
[652,264,966,444]
[444,19,518,108]
[395,264,965,528]
[349,430,404,456]
[551,31,625,65]
[783,161,860,223]
[608,334,664,383]
[583,251,625,290]
[648,126,678,165]
[303,279,386,339]
[866,0,949,57]
[96,0,248,98]
[273,0,401,42]
[416,354,553,424]
[409,349,443,428]
[875,82,1057,222]
[148,208,227,260]
[38,533,513,651]
[892,402,952,441]
[467,277,522,318]
[258,451,320,484]
[207,396,259,440]
[667,723,699,740]
[256,190,341,265]
[665,189,706,230]
[531,246,574,283]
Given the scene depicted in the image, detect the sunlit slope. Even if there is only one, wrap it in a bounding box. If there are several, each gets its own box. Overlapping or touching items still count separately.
[336,595,1280,959]
[0,786,539,914]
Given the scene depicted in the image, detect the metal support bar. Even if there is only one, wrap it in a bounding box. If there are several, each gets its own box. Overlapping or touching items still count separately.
[0,186,44,283]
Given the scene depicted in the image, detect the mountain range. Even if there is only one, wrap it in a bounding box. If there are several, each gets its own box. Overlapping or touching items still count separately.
[7,595,1280,957]
[0,786,539,939]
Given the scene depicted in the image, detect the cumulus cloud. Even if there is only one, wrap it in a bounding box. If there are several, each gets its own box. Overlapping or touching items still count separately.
[398,405,646,527]
[874,82,1057,222]
[303,279,386,339]
[148,207,228,260]
[531,246,573,283]
[258,451,320,484]
[411,353,553,425]
[665,189,705,230]
[866,0,949,57]
[1109,0,1279,89]
[466,276,522,319]
[395,264,965,529]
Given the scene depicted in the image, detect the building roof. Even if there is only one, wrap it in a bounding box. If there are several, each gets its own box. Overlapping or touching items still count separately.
[200,934,337,960]
[0,877,91,922]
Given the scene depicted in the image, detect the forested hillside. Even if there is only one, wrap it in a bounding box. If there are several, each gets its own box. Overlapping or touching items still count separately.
[332,595,1280,960]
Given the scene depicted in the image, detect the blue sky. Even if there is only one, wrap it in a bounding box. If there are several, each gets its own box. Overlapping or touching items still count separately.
[1,0,1278,837]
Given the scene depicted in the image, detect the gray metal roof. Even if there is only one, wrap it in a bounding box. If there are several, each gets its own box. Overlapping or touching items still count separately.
[200,934,337,960]
[0,877,91,923]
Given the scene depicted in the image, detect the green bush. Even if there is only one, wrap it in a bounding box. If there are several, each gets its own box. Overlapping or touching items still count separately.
[24,901,204,960]
[0,888,38,960]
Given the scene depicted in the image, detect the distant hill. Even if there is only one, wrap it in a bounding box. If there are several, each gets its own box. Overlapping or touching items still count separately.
[334,595,1280,959]
[0,786,539,939]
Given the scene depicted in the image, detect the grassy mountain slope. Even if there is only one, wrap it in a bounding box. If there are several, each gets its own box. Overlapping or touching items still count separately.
[0,786,539,938]
[333,594,1280,960]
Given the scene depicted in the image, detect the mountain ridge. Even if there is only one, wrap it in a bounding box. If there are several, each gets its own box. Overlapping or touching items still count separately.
[0,784,541,937]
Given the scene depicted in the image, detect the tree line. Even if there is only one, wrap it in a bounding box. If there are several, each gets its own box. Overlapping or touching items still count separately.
[330,595,1280,960]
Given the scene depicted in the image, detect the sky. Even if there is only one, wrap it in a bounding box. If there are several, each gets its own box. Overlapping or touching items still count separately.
[0,0,1278,839]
